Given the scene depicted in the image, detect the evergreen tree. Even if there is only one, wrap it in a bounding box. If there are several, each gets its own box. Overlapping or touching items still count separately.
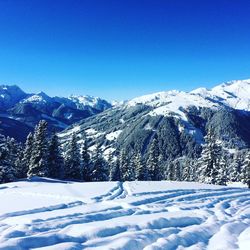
[229,153,242,182]
[109,155,121,181]
[119,149,134,181]
[14,142,26,179]
[147,137,160,180]
[189,159,198,182]
[174,160,182,181]
[91,146,109,181]
[216,154,228,185]
[0,140,15,183]
[47,132,64,179]
[182,158,192,181]
[64,133,81,180]
[5,137,19,170]
[165,161,175,181]
[28,120,49,177]
[197,128,222,184]
[21,133,34,177]
[134,150,147,180]
[242,151,250,188]
[81,133,91,181]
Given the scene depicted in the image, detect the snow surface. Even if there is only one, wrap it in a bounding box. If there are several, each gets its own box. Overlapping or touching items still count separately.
[69,95,111,111]
[105,130,122,141]
[0,179,249,249]
[127,79,250,121]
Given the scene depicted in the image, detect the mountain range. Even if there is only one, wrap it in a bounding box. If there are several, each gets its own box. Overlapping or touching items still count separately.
[0,85,112,141]
[58,79,250,164]
[1,79,250,164]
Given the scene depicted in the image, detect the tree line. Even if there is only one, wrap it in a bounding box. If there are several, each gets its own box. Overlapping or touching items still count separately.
[0,120,249,187]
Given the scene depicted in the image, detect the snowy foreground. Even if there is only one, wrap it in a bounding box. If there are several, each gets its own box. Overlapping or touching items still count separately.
[0,179,249,250]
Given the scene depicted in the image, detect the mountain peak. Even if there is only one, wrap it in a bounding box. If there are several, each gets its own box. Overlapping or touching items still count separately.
[0,84,28,108]
[69,95,112,111]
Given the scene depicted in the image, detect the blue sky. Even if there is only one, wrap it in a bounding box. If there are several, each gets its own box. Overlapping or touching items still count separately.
[0,0,250,100]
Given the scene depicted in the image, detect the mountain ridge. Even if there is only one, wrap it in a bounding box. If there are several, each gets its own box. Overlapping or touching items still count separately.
[58,78,250,168]
[0,85,112,141]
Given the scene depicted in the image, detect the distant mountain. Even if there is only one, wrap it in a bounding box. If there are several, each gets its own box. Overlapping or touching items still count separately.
[59,79,250,164]
[0,85,112,141]
[0,85,28,109]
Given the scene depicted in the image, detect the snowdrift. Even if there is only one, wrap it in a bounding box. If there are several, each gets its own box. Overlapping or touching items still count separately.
[0,179,249,249]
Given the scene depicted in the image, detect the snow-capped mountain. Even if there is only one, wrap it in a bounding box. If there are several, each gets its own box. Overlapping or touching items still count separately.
[69,95,112,112]
[0,85,28,109]
[0,85,112,141]
[21,91,52,105]
[127,79,250,121]
[59,79,250,163]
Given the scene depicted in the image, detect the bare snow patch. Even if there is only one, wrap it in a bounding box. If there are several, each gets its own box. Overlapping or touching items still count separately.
[106,130,122,141]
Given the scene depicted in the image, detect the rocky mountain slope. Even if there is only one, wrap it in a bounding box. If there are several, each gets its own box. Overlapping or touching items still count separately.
[0,85,112,141]
[59,79,250,162]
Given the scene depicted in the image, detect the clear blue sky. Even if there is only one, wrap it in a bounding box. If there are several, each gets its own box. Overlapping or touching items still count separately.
[1,0,250,100]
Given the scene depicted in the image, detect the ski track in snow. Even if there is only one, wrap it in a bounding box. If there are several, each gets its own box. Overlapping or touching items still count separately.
[0,181,249,250]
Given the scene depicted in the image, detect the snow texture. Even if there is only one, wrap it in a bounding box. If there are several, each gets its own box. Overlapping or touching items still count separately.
[127,79,250,121]
[0,179,249,249]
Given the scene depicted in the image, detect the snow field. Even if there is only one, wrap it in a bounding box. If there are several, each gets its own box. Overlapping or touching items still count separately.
[0,180,249,249]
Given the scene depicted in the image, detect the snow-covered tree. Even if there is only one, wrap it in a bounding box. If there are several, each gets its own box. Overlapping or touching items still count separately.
[229,153,242,182]
[91,146,109,181]
[81,133,91,181]
[28,120,49,177]
[14,142,26,179]
[182,158,192,181]
[109,155,121,181]
[47,132,64,179]
[119,149,134,181]
[216,154,228,185]
[21,133,34,177]
[0,141,15,183]
[134,151,147,181]
[5,137,18,167]
[165,161,175,181]
[174,160,182,181]
[197,128,222,184]
[64,133,81,180]
[242,151,250,188]
[147,137,161,180]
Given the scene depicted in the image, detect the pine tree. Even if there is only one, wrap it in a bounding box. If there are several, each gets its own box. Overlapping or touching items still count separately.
[81,134,91,181]
[197,128,222,184]
[5,137,19,170]
[229,153,242,182]
[21,133,34,177]
[242,151,250,188]
[14,142,26,179]
[64,133,81,180]
[165,161,175,181]
[119,149,134,181]
[147,137,161,180]
[0,140,15,183]
[109,155,121,181]
[174,160,182,181]
[47,132,64,179]
[28,120,49,177]
[91,146,109,181]
[182,158,192,181]
[133,151,146,180]
[216,154,227,185]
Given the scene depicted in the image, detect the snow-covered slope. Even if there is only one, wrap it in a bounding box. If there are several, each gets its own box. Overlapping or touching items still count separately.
[0,179,249,249]
[127,79,250,121]
[21,91,53,105]
[59,79,250,162]
[69,95,112,112]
